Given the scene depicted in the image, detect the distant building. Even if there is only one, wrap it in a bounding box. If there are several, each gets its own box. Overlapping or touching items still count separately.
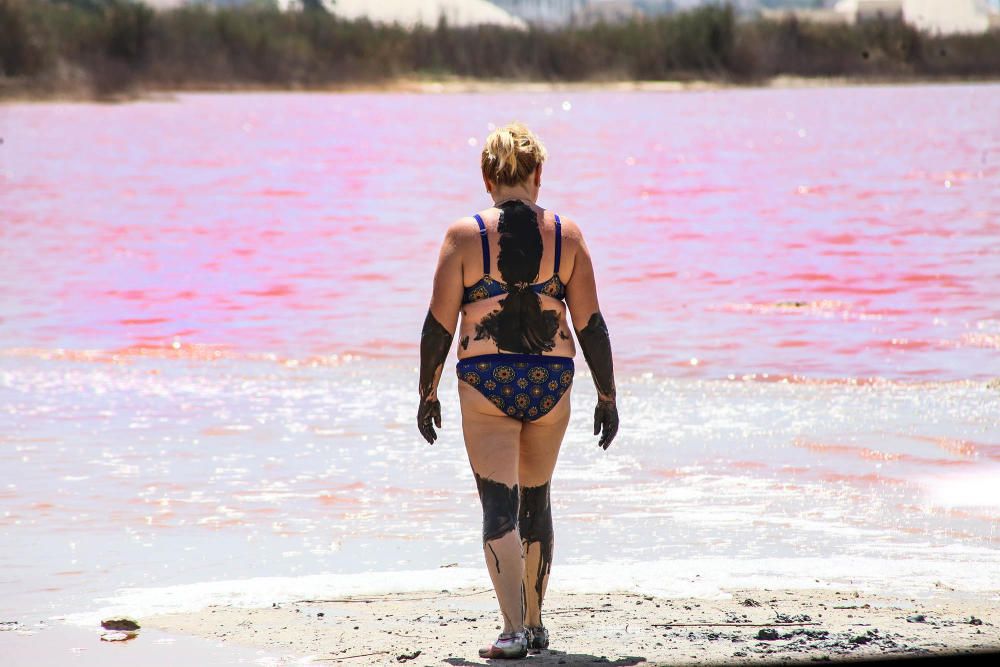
[142,1,336,9]
[759,7,849,24]
[324,0,527,28]
[490,0,587,26]
[842,0,904,21]
[833,0,998,33]
[575,0,643,24]
[142,0,526,28]
[143,0,189,7]
[492,0,676,27]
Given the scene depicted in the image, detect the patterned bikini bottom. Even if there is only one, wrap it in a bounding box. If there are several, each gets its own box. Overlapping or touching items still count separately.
[456,353,574,422]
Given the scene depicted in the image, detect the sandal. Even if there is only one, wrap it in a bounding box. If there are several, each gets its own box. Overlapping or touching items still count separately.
[478,629,528,659]
[526,625,549,650]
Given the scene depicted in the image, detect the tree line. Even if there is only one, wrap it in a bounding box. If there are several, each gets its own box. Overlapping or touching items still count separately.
[2,0,998,98]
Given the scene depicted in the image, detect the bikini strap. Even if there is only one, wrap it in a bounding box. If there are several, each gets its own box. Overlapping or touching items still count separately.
[553,214,562,275]
[474,213,489,275]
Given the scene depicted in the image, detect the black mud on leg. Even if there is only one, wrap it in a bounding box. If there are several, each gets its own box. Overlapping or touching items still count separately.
[487,542,501,574]
[521,581,527,620]
[475,472,519,544]
[519,482,554,605]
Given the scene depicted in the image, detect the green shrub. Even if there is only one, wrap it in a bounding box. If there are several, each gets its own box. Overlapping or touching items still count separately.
[0,0,48,77]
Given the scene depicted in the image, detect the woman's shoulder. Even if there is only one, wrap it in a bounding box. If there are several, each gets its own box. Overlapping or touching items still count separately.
[443,215,485,245]
[552,212,585,246]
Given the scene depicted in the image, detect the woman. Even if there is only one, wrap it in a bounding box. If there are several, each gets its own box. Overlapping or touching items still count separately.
[417,123,619,659]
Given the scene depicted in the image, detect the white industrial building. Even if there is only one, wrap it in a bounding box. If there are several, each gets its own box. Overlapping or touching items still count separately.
[136,0,1000,34]
[142,1,526,28]
[834,0,999,34]
[328,0,526,28]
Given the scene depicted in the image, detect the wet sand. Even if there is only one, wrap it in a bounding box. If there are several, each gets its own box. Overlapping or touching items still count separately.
[0,619,282,667]
[136,586,1000,665]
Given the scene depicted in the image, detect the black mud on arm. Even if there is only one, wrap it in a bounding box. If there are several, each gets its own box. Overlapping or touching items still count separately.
[575,311,619,449]
[418,310,453,444]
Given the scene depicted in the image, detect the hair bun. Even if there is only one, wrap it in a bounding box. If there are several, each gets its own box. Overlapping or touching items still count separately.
[481,123,548,187]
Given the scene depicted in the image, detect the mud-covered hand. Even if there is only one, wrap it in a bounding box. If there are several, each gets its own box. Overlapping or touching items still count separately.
[417,397,442,445]
[593,399,619,450]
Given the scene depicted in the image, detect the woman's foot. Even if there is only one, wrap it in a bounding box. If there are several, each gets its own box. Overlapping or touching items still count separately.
[526,625,549,650]
[478,630,528,659]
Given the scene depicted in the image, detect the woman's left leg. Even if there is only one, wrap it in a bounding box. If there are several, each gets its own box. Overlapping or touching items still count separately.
[518,386,571,631]
[458,380,526,635]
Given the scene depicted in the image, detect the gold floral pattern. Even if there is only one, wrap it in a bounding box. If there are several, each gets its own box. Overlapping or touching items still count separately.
[528,367,549,383]
[560,370,573,387]
[515,394,531,409]
[540,276,564,298]
[463,372,480,386]
[493,365,515,383]
[516,377,529,389]
[467,285,490,302]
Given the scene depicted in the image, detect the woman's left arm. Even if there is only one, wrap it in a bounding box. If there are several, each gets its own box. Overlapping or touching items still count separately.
[418,222,467,444]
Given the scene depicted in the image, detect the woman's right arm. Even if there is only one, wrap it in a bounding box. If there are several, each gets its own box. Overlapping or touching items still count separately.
[417,221,467,444]
[563,221,619,450]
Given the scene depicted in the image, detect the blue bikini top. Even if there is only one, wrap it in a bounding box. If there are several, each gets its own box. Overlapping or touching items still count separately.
[462,213,565,305]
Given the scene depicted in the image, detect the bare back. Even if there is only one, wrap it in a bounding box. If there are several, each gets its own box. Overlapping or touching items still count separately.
[456,203,576,360]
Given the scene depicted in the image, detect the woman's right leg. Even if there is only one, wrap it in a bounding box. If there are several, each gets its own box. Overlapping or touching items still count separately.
[458,380,525,634]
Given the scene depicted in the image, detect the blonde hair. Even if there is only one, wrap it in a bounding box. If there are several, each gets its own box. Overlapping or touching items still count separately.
[481,122,548,187]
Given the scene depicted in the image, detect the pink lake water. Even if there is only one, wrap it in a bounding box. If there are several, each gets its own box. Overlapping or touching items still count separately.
[1,86,999,663]
[3,87,1000,377]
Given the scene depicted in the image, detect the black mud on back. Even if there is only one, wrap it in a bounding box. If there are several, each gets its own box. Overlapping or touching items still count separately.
[496,200,543,285]
[475,201,559,354]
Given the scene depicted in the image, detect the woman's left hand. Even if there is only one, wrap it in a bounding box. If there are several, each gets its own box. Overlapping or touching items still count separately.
[417,397,442,444]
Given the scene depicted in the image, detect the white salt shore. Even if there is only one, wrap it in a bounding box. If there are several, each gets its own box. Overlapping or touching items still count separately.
[70,584,1000,666]
[29,557,997,665]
